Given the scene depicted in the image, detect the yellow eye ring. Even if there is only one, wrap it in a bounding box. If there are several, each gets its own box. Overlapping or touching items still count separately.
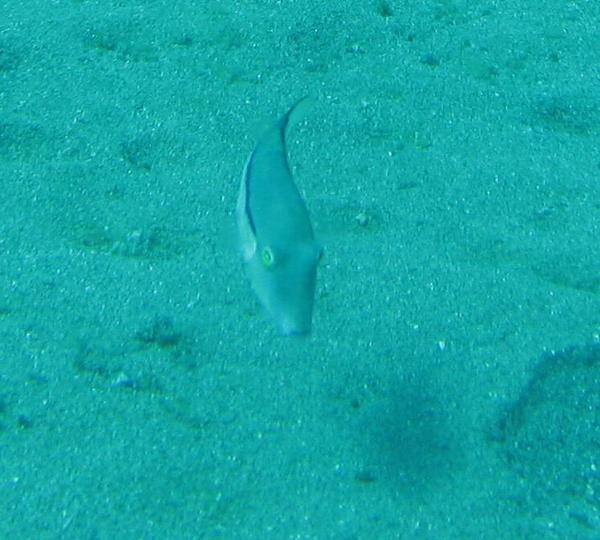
[261,247,275,268]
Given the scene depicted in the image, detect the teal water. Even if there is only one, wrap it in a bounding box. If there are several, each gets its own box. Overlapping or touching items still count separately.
[1,1,599,538]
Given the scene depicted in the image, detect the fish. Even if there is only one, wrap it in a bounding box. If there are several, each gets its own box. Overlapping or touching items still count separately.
[236,99,321,336]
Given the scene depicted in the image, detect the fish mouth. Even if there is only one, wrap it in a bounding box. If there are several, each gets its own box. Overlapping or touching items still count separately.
[279,317,311,337]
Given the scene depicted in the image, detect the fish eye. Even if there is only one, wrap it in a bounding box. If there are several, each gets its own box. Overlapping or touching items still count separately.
[261,246,275,268]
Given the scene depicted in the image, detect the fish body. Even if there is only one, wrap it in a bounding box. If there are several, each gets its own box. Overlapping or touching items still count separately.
[237,100,320,336]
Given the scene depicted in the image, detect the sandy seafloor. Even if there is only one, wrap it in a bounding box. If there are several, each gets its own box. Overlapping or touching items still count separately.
[1,0,599,538]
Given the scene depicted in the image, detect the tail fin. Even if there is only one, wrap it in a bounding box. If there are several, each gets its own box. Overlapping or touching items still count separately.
[279,96,313,134]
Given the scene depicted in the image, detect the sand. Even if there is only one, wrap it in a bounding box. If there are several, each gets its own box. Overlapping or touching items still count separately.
[1,0,599,538]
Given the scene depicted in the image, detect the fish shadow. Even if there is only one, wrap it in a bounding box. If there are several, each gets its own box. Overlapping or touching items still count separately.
[355,372,460,494]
